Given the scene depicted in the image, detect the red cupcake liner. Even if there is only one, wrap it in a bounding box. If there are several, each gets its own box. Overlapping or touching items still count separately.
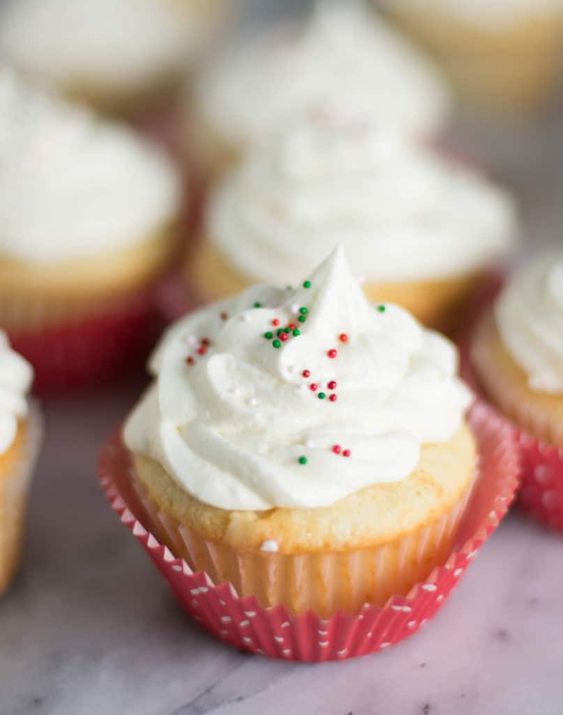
[460,282,563,533]
[8,289,161,395]
[98,402,519,661]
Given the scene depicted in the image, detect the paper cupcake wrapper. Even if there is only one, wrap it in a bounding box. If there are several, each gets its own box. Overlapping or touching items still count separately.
[8,289,160,395]
[460,282,563,533]
[99,402,519,661]
[0,406,43,594]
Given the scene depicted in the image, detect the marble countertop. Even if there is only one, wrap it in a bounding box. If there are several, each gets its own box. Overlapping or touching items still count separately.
[2,2,563,712]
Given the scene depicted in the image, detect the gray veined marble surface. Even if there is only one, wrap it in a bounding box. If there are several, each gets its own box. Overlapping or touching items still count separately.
[2,1,563,712]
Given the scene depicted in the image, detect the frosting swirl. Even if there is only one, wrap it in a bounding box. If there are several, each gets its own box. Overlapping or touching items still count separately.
[196,0,452,150]
[0,71,180,264]
[496,252,563,394]
[208,112,517,283]
[0,0,210,94]
[0,331,33,454]
[125,247,472,511]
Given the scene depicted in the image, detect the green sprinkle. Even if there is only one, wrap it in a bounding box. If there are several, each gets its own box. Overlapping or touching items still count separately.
[292,329,301,337]
[264,331,273,339]
[303,280,312,289]
[377,304,386,313]
[299,306,309,315]
[253,302,262,309]
[272,339,282,349]
[298,315,307,324]
[276,328,284,336]
[318,392,326,400]
[298,456,308,465]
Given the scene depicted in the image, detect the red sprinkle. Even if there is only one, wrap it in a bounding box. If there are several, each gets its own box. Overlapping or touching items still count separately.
[329,394,337,402]
[302,369,311,378]
[220,312,229,321]
[327,380,337,390]
[339,333,348,343]
[197,346,207,356]
[332,445,342,454]
[343,449,351,458]
[201,338,211,346]
[280,332,289,342]
[272,318,280,326]
[327,349,338,359]
[186,356,195,365]
[309,383,318,392]
[288,323,296,331]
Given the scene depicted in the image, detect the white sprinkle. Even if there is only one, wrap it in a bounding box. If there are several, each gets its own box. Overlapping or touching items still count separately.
[274,635,284,643]
[291,303,300,315]
[248,397,258,407]
[185,334,198,346]
[240,313,252,323]
[422,584,437,592]
[220,616,232,624]
[260,539,279,553]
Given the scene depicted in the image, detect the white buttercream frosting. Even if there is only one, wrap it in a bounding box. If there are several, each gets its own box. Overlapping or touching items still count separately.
[125,247,472,511]
[0,71,180,264]
[496,253,563,394]
[0,332,33,455]
[208,111,517,284]
[0,0,211,94]
[385,0,563,29]
[195,0,452,150]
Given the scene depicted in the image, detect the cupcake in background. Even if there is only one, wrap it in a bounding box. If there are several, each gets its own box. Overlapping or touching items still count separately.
[188,109,517,332]
[0,332,40,594]
[187,0,453,177]
[124,247,476,616]
[471,252,563,530]
[382,0,563,112]
[0,71,182,393]
[0,0,230,118]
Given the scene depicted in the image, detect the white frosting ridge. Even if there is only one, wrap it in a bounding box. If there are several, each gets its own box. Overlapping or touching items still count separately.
[0,331,33,454]
[196,0,452,149]
[0,71,180,264]
[125,246,472,511]
[0,0,209,93]
[208,112,517,283]
[496,253,563,394]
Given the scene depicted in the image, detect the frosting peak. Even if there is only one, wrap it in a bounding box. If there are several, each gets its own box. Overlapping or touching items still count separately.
[0,71,180,264]
[196,0,452,149]
[210,111,517,284]
[496,253,563,394]
[125,248,472,511]
[0,331,33,454]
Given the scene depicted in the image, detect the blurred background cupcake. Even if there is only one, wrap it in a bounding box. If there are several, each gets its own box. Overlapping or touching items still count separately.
[0,71,182,392]
[188,109,517,332]
[380,0,563,113]
[186,0,453,178]
[0,0,230,120]
[470,252,563,530]
[0,332,40,595]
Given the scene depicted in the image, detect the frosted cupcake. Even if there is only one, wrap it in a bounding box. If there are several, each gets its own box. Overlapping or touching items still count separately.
[189,110,517,332]
[0,0,228,116]
[188,0,452,176]
[0,332,40,594]
[384,0,563,112]
[471,253,563,529]
[0,72,181,392]
[124,247,475,615]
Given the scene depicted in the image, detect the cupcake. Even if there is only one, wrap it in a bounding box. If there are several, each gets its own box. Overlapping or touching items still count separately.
[124,246,476,617]
[471,252,563,530]
[0,71,182,393]
[188,110,517,332]
[188,0,452,177]
[0,332,40,594]
[0,0,228,118]
[383,0,563,112]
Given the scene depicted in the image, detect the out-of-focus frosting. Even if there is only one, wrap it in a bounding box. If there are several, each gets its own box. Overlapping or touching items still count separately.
[0,0,210,93]
[0,71,180,264]
[385,0,563,28]
[196,0,452,150]
[125,247,472,511]
[496,253,563,394]
[208,112,517,284]
[0,331,33,454]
